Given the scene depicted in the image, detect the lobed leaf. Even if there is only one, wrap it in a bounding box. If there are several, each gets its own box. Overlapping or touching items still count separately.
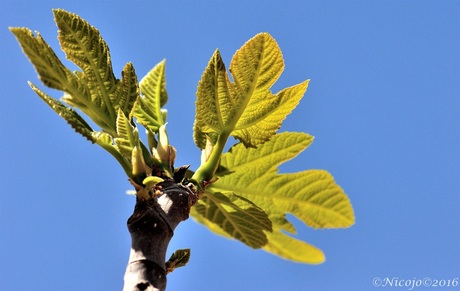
[53,9,118,132]
[214,132,354,228]
[232,80,309,146]
[9,27,73,91]
[11,10,168,181]
[194,33,305,150]
[192,192,272,248]
[230,32,284,96]
[192,132,354,261]
[9,26,100,129]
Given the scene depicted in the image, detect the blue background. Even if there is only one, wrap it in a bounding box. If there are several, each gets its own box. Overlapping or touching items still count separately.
[1,1,459,290]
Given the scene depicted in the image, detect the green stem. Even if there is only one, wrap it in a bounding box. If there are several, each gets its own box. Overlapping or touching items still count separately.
[97,140,133,177]
[191,131,230,187]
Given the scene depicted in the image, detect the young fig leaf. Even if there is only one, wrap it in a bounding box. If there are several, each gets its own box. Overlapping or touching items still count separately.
[194,33,307,150]
[54,9,118,133]
[29,82,94,142]
[132,60,168,134]
[165,249,191,274]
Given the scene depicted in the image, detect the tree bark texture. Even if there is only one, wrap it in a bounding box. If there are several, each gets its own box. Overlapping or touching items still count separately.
[123,180,197,291]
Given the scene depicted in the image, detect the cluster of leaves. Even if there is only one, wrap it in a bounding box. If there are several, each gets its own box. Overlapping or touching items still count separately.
[10,9,173,198]
[11,9,354,264]
[191,33,354,263]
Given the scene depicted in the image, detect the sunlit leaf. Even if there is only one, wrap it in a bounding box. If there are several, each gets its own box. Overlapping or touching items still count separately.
[132,60,167,134]
[194,33,306,150]
[263,227,325,264]
[192,132,354,261]
[13,12,355,265]
[140,59,168,108]
[54,9,118,133]
[143,176,164,189]
[232,80,309,146]
[193,50,235,148]
[116,62,139,118]
[9,27,73,91]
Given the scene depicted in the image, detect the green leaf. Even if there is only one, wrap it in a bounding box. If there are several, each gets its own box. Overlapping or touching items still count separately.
[263,227,325,264]
[9,27,73,91]
[192,132,354,262]
[11,10,169,185]
[192,33,310,184]
[132,60,167,134]
[194,33,304,150]
[53,9,118,133]
[165,249,191,274]
[142,176,164,189]
[29,82,94,142]
[191,192,272,248]
[116,62,140,119]
[140,59,168,109]
[232,80,309,146]
[114,109,138,158]
[9,26,102,130]
[194,50,236,148]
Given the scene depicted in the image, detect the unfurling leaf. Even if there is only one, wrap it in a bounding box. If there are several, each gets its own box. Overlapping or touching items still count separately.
[114,109,138,158]
[131,145,146,177]
[232,80,309,146]
[143,176,165,191]
[14,11,355,267]
[29,82,94,142]
[116,62,139,118]
[165,249,191,274]
[194,50,235,148]
[54,9,117,126]
[132,60,168,134]
[51,9,122,137]
[9,27,73,91]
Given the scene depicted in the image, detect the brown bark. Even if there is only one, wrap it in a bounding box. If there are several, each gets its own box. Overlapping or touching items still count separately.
[123,180,197,291]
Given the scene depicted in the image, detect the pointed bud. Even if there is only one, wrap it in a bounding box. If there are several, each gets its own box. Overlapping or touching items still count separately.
[131,146,146,177]
[156,123,170,164]
[201,135,214,164]
[168,145,176,167]
[146,129,157,152]
[161,109,168,124]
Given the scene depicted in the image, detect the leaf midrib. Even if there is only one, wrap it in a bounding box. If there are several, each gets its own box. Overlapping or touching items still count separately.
[56,11,116,129]
[227,38,266,133]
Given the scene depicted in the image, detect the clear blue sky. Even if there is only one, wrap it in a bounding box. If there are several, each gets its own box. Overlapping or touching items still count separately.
[1,1,459,290]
